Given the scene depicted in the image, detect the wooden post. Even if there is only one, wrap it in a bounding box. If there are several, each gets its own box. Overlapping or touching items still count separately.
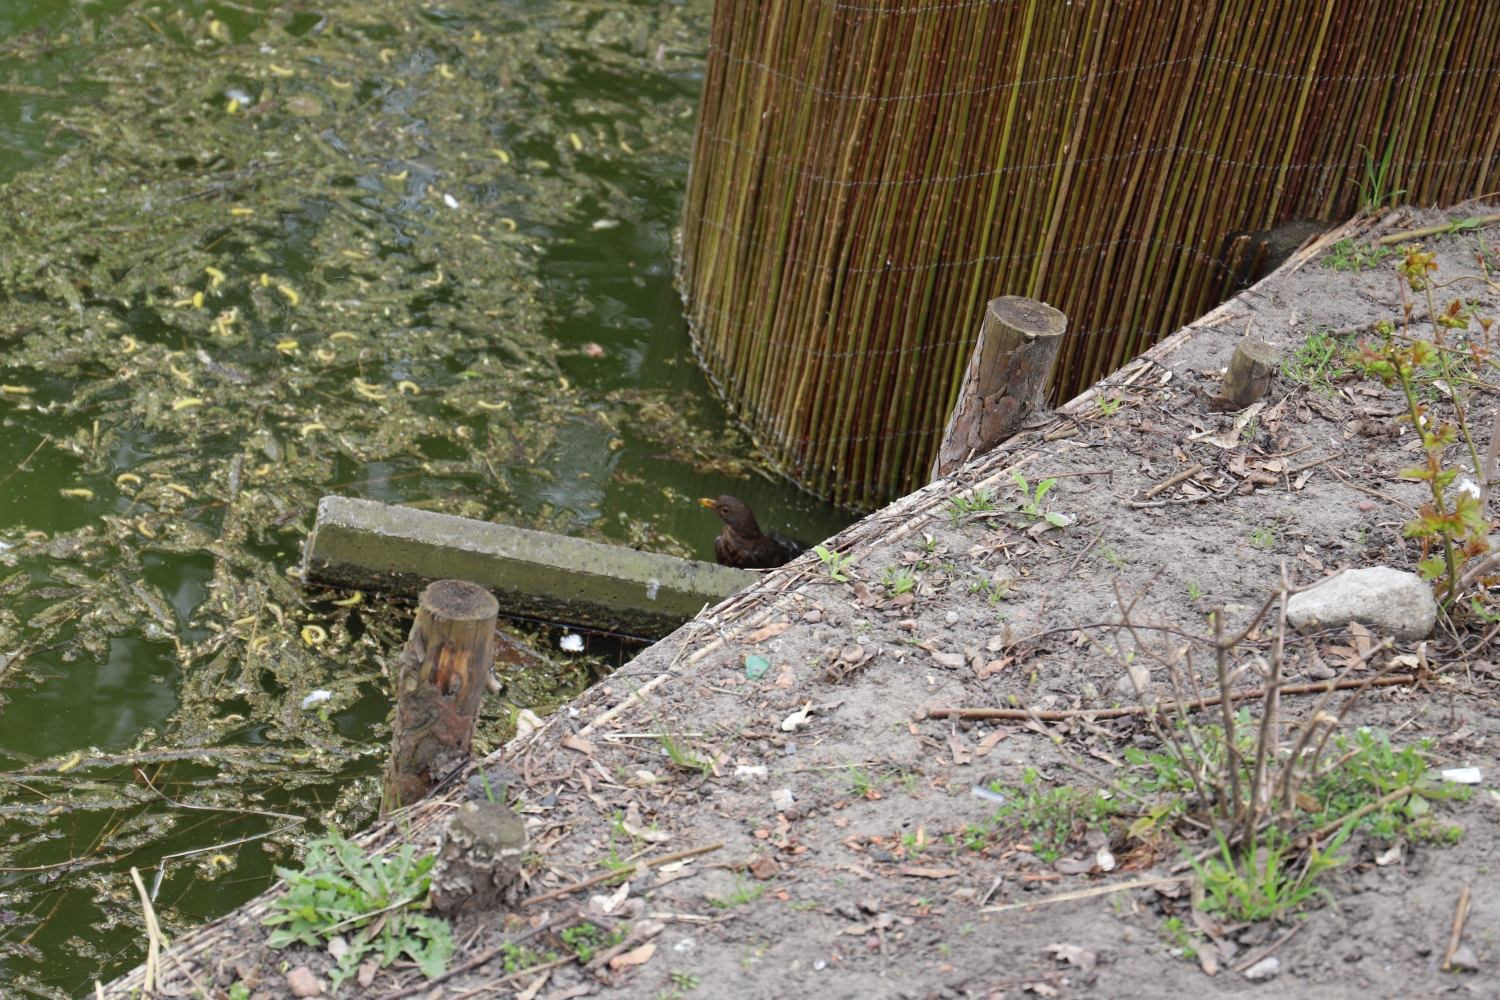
[1215,337,1280,411]
[382,579,498,817]
[430,799,529,914]
[932,296,1068,479]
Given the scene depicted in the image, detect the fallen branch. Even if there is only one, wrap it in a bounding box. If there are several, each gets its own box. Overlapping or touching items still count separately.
[1231,920,1305,973]
[979,877,1177,913]
[923,675,1414,722]
[1442,885,1473,971]
[1144,464,1203,499]
[520,843,723,906]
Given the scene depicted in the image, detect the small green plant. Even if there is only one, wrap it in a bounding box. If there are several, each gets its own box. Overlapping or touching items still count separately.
[710,875,764,908]
[949,485,998,524]
[972,575,1011,604]
[670,969,702,990]
[1010,470,1068,527]
[1357,134,1407,214]
[985,770,1116,861]
[561,922,625,963]
[262,830,454,988]
[843,764,883,798]
[1100,545,1130,568]
[1159,917,1198,959]
[1190,824,1350,924]
[789,900,818,912]
[882,564,916,596]
[1355,250,1491,602]
[1249,524,1276,548]
[229,983,250,1000]
[1321,238,1395,273]
[1185,579,1202,601]
[1096,391,1124,417]
[813,544,851,582]
[1281,327,1354,390]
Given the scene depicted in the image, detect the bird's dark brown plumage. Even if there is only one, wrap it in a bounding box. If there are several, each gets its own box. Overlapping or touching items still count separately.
[700,495,809,569]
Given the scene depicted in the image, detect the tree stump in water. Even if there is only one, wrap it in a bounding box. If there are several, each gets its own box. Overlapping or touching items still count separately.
[933,296,1068,479]
[382,579,498,817]
[429,799,529,914]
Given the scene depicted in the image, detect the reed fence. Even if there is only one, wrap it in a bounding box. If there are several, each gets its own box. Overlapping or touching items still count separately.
[678,0,1500,510]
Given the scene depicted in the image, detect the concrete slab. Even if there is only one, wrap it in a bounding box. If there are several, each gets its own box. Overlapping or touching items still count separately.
[300,496,754,638]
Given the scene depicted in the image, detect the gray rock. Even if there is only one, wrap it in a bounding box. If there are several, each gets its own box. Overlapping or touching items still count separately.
[1285,567,1435,641]
[1112,661,1153,701]
[1449,945,1480,971]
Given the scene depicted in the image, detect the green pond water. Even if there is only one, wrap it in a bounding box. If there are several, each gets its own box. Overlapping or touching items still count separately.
[0,1,852,993]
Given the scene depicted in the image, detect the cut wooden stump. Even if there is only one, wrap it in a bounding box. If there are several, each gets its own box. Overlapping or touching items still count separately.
[430,799,528,913]
[1213,337,1280,410]
[933,296,1068,479]
[383,579,498,817]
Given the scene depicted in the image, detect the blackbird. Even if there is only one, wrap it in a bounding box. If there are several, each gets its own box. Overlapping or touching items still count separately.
[699,495,809,569]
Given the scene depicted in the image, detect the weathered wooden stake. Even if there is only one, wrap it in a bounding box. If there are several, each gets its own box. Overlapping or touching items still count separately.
[430,799,528,914]
[1216,337,1281,410]
[382,579,498,817]
[933,296,1068,480]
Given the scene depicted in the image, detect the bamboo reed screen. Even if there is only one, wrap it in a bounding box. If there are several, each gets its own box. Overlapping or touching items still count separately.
[678,0,1500,510]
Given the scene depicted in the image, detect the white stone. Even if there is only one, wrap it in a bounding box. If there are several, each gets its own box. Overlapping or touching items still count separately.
[1285,567,1435,641]
[1242,956,1280,980]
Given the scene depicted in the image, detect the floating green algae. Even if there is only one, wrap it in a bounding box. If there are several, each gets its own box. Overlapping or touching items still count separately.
[0,1,859,993]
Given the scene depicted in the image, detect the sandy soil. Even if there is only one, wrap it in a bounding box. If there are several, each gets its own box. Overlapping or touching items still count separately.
[167,204,1500,1000]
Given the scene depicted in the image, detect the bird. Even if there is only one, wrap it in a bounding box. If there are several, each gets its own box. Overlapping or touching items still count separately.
[699,495,809,569]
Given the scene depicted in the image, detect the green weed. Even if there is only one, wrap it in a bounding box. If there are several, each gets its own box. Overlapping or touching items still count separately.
[882,564,916,596]
[1281,327,1354,390]
[813,544,852,582]
[949,485,998,525]
[985,769,1116,862]
[1159,917,1198,959]
[1357,135,1407,214]
[1100,545,1130,568]
[710,876,764,908]
[1096,391,1124,417]
[1186,579,1202,601]
[1190,824,1349,924]
[1011,470,1069,527]
[1321,238,1395,273]
[262,830,454,987]
[1250,524,1276,548]
[561,922,625,964]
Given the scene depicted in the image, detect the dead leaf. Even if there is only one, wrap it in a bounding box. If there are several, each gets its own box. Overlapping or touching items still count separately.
[515,970,551,1000]
[930,651,967,669]
[743,622,790,644]
[948,735,972,765]
[1348,621,1372,656]
[853,582,881,607]
[1052,857,1094,875]
[974,729,1009,756]
[1023,982,1059,996]
[652,865,698,887]
[560,734,597,755]
[1262,396,1288,433]
[749,857,779,880]
[608,942,656,969]
[1199,950,1219,976]
[899,866,960,879]
[1046,943,1097,974]
[977,656,1013,679]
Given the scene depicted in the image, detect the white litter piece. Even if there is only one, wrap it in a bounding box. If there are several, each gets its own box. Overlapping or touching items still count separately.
[734,764,768,780]
[443,193,460,209]
[771,788,796,811]
[1442,767,1482,784]
[300,690,333,709]
[560,633,584,652]
[591,218,620,230]
[970,786,1007,805]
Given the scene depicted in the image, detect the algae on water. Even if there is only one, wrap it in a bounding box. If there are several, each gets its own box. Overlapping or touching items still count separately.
[0,0,753,990]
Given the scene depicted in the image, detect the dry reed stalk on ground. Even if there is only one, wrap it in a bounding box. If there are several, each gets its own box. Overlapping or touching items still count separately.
[681,0,1500,509]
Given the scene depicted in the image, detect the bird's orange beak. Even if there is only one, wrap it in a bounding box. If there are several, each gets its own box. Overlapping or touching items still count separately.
[699,497,718,510]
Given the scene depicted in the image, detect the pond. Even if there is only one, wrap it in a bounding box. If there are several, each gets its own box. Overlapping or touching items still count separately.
[0,1,852,993]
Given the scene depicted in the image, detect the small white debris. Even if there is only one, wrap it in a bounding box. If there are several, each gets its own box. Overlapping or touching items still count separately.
[646,578,660,601]
[300,690,333,709]
[1442,767,1482,784]
[566,706,580,718]
[326,935,349,960]
[513,708,544,741]
[771,788,796,811]
[560,633,584,652]
[1095,847,1116,872]
[734,764,768,780]
[1375,840,1403,867]
[971,786,1006,805]
[226,87,253,104]
[1457,477,1481,498]
[1242,956,1280,980]
[443,193,460,209]
[591,218,620,230]
[673,937,697,954]
[812,959,827,971]
[781,703,814,732]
